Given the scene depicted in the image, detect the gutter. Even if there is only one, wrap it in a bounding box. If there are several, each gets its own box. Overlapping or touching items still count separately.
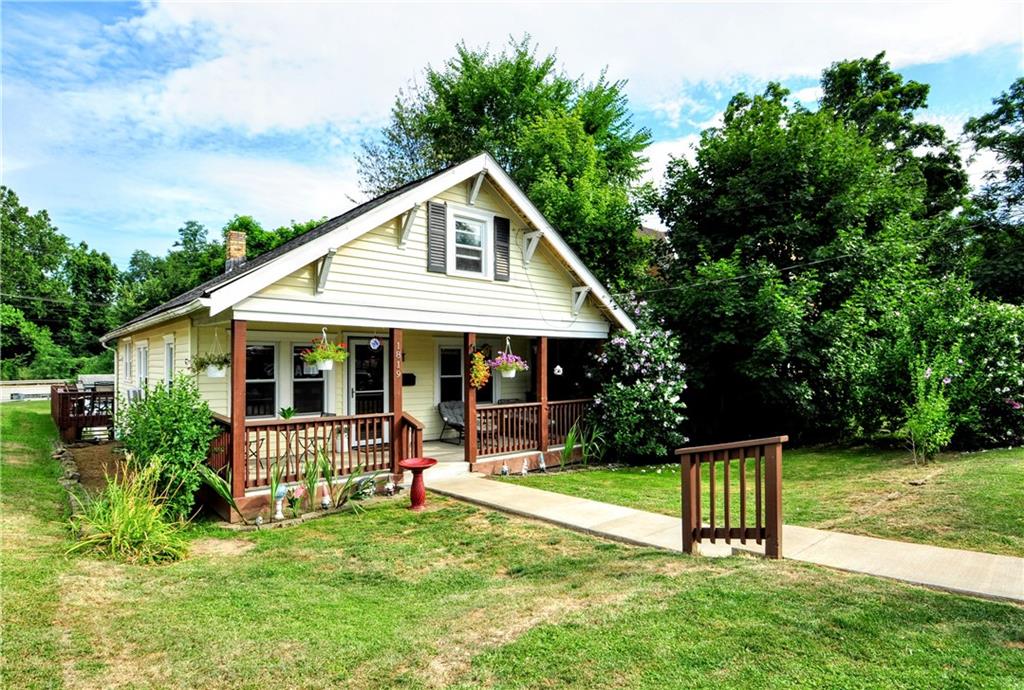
[99,298,210,346]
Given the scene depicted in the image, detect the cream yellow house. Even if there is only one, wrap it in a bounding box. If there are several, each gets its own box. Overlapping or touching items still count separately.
[101,153,634,519]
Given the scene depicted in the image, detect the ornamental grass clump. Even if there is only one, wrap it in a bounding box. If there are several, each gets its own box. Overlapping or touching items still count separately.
[68,456,188,565]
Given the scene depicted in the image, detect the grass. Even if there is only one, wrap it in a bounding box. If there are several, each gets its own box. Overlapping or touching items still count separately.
[3,401,1023,688]
[499,446,1024,557]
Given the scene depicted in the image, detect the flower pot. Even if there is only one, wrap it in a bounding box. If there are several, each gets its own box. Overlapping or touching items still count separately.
[500,368,517,378]
[316,360,334,371]
[206,365,226,378]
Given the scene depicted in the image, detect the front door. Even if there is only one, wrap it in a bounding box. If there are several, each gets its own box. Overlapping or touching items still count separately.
[347,337,390,415]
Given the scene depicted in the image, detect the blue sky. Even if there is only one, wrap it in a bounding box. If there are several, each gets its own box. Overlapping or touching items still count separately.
[3,1,1021,267]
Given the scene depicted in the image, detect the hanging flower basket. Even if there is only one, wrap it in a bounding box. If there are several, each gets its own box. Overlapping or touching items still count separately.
[488,338,529,379]
[469,350,491,389]
[190,352,231,378]
[301,331,348,371]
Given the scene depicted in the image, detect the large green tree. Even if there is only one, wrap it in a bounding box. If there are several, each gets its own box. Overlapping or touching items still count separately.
[359,37,654,290]
[963,77,1024,304]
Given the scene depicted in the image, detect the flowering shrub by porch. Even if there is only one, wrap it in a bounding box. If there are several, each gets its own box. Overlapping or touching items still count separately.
[591,302,688,461]
[300,339,349,366]
[903,347,960,463]
[487,352,529,374]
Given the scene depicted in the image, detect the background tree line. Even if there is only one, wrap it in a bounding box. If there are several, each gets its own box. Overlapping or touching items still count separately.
[0,200,319,380]
[3,37,1020,452]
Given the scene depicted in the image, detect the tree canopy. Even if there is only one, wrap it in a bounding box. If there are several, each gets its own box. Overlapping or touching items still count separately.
[359,36,655,291]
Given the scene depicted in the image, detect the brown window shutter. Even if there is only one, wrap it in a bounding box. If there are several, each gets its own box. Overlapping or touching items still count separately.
[494,216,510,281]
[426,201,447,273]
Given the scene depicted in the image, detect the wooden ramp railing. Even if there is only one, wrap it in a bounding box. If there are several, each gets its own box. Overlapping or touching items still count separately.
[676,436,787,559]
[50,384,115,442]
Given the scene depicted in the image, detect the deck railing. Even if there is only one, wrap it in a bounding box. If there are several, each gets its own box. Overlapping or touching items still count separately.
[239,412,395,489]
[396,411,425,463]
[476,398,593,458]
[548,398,591,446]
[676,436,787,559]
[50,384,115,442]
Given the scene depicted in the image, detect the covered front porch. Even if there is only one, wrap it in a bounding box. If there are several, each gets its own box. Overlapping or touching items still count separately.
[206,320,596,518]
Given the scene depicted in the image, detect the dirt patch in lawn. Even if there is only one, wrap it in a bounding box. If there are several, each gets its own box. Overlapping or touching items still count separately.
[2,442,37,464]
[70,443,124,492]
[190,537,255,558]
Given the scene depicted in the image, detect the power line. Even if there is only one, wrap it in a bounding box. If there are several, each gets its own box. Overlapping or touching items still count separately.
[614,219,987,299]
[0,292,117,309]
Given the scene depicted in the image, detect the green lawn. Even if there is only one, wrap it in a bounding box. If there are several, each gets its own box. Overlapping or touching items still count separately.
[3,401,1023,689]
[500,446,1024,557]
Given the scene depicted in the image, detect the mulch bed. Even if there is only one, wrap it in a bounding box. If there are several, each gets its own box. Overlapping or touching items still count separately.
[68,441,125,493]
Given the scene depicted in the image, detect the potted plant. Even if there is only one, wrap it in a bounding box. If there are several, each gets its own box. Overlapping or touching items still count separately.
[300,338,348,371]
[488,351,529,379]
[190,352,231,378]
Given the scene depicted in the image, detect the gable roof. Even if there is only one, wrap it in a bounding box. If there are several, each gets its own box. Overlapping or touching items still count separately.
[102,153,635,343]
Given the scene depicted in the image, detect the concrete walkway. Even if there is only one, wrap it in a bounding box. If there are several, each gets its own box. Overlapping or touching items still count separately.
[430,474,1024,604]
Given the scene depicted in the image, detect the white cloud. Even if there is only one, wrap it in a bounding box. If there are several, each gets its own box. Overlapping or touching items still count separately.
[49,1,1024,136]
[791,86,824,104]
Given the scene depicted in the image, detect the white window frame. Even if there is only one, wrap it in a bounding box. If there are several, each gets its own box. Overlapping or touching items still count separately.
[245,342,278,419]
[163,335,175,382]
[122,342,132,382]
[446,204,493,279]
[435,340,497,405]
[290,343,327,417]
[135,342,149,389]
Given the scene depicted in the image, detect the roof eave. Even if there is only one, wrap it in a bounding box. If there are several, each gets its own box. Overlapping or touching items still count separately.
[100,298,209,345]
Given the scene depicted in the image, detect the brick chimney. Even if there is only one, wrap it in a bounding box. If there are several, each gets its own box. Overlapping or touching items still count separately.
[225,230,246,272]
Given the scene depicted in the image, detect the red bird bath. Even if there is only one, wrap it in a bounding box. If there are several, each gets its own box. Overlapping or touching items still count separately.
[399,457,437,511]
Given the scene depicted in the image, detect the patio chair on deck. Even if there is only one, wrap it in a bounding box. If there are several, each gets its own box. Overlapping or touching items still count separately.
[437,401,464,444]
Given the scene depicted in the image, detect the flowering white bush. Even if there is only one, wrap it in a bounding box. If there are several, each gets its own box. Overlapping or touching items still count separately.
[591,302,688,461]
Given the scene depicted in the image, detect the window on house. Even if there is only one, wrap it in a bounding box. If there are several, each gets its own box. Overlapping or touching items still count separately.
[122,343,131,382]
[164,339,175,382]
[439,346,493,404]
[438,347,463,402]
[292,345,324,415]
[450,214,488,275]
[245,344,276,417]
[135,344,148,388]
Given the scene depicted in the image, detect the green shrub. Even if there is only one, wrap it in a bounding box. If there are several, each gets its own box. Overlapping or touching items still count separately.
[903,348,959,463]
[117,379,219,520]
[68,457,188,564]
[591,303,688,462]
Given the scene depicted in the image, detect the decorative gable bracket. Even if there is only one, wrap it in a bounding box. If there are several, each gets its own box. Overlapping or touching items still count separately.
[315,249,336,294]
[571,286,591,316]
[467,172,485,205]
[522,231,542,265]
[397,203,420,248]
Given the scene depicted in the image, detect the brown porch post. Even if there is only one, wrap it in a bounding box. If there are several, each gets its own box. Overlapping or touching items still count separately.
[230,320,247,500]
[764,443,784,559]
[537,336,549,452]
[389,327,404,477]
[464,332,477,465]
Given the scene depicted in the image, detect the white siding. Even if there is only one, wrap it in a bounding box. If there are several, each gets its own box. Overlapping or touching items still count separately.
[114,318,191,402]
[235,180,611,338]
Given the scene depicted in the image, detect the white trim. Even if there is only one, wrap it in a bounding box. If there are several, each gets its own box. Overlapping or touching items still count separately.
[163,334,175,382]
[345,335,391,416]
[436,338,497,405]
[315,250,335,294]
[245,342,278,419]
[446,203,494,279]
[522,231,542,266]
[134,341,149,389]
[100,298,208,344]
[205,154,493,316]
[571,287,592,316]
[467,171,485,205]
[198,153,633,331]
[398,203,420,248]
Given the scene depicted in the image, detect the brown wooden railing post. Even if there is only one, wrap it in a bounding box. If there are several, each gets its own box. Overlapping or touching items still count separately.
[681,452,698,554]
[537,336,549,452]
[464,332,477,465]
[230,320,247,500]
[676,436,787,558]
[764,442,783,559]
[389,327,404,477]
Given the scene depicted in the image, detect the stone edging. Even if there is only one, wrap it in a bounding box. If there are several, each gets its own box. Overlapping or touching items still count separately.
[51,440,86,518]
